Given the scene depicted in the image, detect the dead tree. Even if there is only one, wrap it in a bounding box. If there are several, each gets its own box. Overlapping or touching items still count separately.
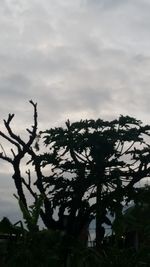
[0,101,57,230]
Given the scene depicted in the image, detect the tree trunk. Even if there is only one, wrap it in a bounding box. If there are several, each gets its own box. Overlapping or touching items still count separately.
[96,181,104,249]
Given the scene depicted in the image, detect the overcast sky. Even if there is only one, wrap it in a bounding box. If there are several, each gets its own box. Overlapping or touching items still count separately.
[0,0,150,222]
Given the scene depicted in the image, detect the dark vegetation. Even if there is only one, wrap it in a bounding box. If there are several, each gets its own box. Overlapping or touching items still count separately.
[0,101,150,266]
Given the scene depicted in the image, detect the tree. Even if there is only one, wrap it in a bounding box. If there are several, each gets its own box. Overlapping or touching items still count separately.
[123,185,150,250]
[40,116,150,247]
[0,101,150,248]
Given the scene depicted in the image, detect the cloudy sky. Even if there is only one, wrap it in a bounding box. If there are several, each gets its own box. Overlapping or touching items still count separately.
[0,0,150,222]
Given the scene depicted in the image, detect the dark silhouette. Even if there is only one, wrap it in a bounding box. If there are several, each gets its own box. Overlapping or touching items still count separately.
[0,101,150,249]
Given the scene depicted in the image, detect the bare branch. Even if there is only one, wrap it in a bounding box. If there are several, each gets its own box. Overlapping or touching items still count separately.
[27,100,38,147]
[0,153,13,164]
[2,100,38,154]
[0,131,21,151]
[5,113,14,124]
[3,115,25,148]
[26,128,32,134]
[22,177,37,200]
[0,143,7,157]
[11,148,16,158]
[26,169,31,187]
[121,141,135,156]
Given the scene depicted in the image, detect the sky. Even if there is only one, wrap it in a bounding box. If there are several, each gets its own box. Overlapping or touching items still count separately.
[0,0,150,223]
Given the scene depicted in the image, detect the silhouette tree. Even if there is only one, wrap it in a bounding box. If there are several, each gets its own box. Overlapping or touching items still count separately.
[40,116,150,247]
[0,101,150,248]
[0,101,55,230]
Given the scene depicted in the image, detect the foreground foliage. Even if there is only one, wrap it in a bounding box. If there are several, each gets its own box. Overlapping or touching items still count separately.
[0,229,101,267]
[1,229,150,267]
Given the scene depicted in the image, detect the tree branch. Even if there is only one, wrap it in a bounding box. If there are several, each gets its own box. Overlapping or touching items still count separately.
[0,131,21,151]
[22,176,37,200]
[0,153,13,164]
